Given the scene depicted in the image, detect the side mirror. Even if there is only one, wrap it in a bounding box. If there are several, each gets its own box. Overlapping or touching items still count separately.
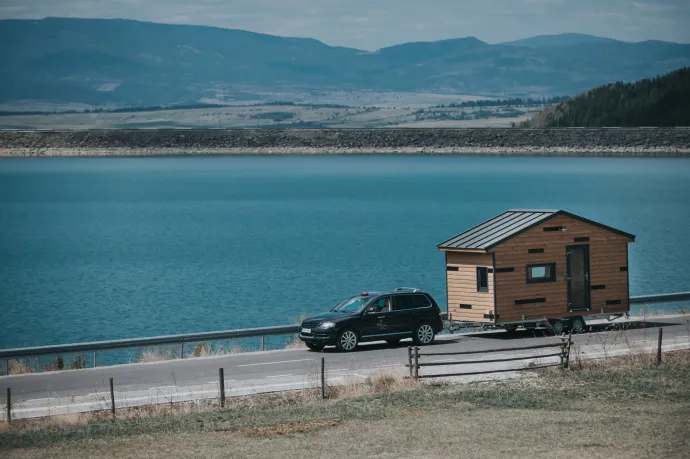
[365,306,378,314]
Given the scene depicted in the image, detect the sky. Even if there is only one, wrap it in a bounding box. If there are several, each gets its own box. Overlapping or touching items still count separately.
[1,0,689,50]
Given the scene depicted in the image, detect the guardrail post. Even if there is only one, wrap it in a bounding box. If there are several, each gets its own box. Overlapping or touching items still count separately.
[219,368,225,408]
[260,337,265,352]
[414,347,420,380]
[321,357,326,400]
[657,328,663,365]
[407,347,413,378]
[93,352,97,368]
[110,377,115,416]
[6,388,10,424]
[2,360,7,377]
[180,342,185,359]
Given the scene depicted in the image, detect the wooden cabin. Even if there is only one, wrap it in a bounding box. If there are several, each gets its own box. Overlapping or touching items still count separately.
[438,209,635,330]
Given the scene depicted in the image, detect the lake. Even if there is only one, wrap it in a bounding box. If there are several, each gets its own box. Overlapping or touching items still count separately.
[1,155,689,351]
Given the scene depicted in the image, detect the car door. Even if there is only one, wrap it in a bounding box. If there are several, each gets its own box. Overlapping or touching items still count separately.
[390,294,418,335]
[360,296,394,339]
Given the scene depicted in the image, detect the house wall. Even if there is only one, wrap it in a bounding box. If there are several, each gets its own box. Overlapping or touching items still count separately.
[490,214,632,323]
[445,251,495,323]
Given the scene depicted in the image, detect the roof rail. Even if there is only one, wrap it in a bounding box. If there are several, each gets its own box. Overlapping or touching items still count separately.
[395,287,422,292]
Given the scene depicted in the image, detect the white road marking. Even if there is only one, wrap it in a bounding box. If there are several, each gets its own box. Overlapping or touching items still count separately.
[266,374,294,378]
[238,359,312,367]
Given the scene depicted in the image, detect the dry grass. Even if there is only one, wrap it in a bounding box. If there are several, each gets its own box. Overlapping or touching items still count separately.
[283,335,306,349]
[4,400,688,459]
[138,348,176,363]
[8,360,33,375]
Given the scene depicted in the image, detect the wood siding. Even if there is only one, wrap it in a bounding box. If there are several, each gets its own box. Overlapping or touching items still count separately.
[491,214,632,323]
[445,251,494,323]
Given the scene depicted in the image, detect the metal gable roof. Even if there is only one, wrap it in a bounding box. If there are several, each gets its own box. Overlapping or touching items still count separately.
[438,209,635,252]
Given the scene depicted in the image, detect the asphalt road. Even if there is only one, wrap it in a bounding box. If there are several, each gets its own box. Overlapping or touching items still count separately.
[1,315,689,419]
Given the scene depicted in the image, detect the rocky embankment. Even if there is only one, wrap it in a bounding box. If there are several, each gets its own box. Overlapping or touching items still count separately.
[1,128,689,156]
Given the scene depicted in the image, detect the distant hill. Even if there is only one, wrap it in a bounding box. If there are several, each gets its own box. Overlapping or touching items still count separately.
[525,67,690,127]
[1,18,690,106]
[500,33,620,48]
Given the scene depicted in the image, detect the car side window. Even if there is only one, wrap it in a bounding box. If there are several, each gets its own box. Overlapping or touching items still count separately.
[412,294,432,308]
[371,297,390,313]
[393,295,417,311]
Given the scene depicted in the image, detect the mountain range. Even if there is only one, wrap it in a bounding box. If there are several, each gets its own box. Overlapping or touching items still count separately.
[2,17,690,107]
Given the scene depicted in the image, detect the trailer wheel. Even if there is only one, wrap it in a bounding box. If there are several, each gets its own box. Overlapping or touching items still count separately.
[549,320,565,335]
[503,325,517,333]
[570,317,585,334]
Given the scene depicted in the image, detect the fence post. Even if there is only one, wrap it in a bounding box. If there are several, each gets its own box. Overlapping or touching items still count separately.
[6,388,10,424]
[219,368,225,408]
[321,357,326,400]
[414,347,420,380]
[564,331,572,369]
[109,377,115,416]
[657,328,663,365]
[407,347,413,378]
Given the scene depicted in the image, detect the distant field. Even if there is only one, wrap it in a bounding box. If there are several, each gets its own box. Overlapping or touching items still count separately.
[0,91,553,129]
[0,103,544,130]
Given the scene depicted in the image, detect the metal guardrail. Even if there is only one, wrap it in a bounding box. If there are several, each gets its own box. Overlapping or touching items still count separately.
[0,292,688,376]
[0,324,299,372]
[629,292,690,305]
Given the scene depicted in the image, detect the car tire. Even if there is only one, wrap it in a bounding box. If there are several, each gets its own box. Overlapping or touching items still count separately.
[385,338,401,345]
[306,343,324,352]
[336,328,359,352]
[549,320,565,335]
[570,317,585,334]
[413,322,435,346]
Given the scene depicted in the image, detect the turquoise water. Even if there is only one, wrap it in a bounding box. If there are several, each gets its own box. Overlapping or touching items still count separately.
[1,156,690,350]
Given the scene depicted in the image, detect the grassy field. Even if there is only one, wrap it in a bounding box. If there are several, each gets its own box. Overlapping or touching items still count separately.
[1,350,689,458]
[0,103,543,130]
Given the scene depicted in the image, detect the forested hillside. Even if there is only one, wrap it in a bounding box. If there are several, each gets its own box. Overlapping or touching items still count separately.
[526,67,690,127]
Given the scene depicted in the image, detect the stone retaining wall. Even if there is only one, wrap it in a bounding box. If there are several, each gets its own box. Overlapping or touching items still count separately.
[1,128,689,156]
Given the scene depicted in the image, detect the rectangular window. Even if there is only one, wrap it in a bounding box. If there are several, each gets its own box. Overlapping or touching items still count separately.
[459,304,472,309]
[412,294,432,308]
[528,248,544,254]
[446,266,459,271]
[393,295,418,311]
[526,263,556,283]
[476,267,489,292]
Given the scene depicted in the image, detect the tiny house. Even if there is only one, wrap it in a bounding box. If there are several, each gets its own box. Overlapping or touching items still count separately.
[438,209,635,333]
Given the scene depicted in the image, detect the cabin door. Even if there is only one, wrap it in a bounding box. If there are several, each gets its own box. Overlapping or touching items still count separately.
[566,245,591,312]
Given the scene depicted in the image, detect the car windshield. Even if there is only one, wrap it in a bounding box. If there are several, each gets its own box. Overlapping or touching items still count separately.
[332,296,371,313]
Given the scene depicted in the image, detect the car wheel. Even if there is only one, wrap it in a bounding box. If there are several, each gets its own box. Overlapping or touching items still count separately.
[570,317,585,334]
[336,329,359,352]
[549,320,565,335]
[385,338,401,345]
[414,323,435,346]
[503,325,518,333]
[306,343,324,352]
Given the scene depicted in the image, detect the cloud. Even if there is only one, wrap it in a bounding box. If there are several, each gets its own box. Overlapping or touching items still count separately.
[0,0,688,49]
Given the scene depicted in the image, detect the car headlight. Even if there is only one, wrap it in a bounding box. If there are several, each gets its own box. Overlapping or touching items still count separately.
[318,321,336,330]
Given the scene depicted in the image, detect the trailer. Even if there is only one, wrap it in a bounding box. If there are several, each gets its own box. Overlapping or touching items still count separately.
[438,209,635,334]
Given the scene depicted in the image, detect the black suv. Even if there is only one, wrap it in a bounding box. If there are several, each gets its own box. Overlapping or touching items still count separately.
[298,288,444,352]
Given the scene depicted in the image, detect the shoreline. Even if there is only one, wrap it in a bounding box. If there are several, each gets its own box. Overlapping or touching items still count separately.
[2,128,690,157]
[2,147,690,157]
